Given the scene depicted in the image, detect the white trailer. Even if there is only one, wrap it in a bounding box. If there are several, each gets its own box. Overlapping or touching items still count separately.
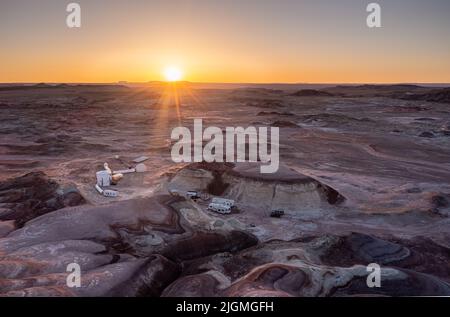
[207,203,231,214]
[186,191,200,199]
[211,197,235,208]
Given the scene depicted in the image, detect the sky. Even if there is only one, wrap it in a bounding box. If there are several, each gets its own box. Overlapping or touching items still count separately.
[0,0,449,83]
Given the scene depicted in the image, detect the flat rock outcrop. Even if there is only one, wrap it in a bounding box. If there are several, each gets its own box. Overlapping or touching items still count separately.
[0,173,257,297]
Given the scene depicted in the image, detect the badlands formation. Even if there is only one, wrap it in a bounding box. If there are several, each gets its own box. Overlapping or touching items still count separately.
[1,83,450,296]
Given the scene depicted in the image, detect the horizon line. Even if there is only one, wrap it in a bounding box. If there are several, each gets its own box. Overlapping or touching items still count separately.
[2,81,450,86]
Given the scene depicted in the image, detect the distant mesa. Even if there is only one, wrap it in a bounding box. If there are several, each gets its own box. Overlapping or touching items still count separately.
[55,83,70,88]
[33,82,53,88]
[399,88,450,104]
[0,83,129,91]
[291,89,334,97]
[338,84,422,90]
[30,83,69,89]
[234,88,284,94]
[329,84,423,92]
[323,84,434,98]
[33,83,70,89]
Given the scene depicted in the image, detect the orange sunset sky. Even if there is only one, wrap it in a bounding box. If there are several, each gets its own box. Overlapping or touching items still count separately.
[1,0,450,83]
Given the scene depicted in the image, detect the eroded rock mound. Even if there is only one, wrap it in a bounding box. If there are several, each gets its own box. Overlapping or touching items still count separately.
[168,162,345,212]
[224,264,310,297]
[321,233,450,285]
[429,194,450,217]
[321,233,411,266]
[0,173,258,297]
[333,268,450,297]
[162,271,230,297]
[0,172,85,229]
[163,235,450,297]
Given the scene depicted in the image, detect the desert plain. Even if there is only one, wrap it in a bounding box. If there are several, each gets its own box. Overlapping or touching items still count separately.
[0,83,450,296]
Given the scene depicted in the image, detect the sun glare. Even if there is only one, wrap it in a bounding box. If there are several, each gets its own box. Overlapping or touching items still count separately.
[164,66,183,82]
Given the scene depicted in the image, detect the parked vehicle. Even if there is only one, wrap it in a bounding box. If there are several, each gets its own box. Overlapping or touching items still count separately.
[270,209,285,218]
[186,191,200,200]
[208,203,231,214]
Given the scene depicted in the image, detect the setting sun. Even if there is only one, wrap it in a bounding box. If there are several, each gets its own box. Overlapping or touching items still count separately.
[164,66,183,82]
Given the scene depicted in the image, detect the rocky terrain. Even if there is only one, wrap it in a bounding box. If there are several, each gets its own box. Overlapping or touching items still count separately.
[1,83,450,296]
